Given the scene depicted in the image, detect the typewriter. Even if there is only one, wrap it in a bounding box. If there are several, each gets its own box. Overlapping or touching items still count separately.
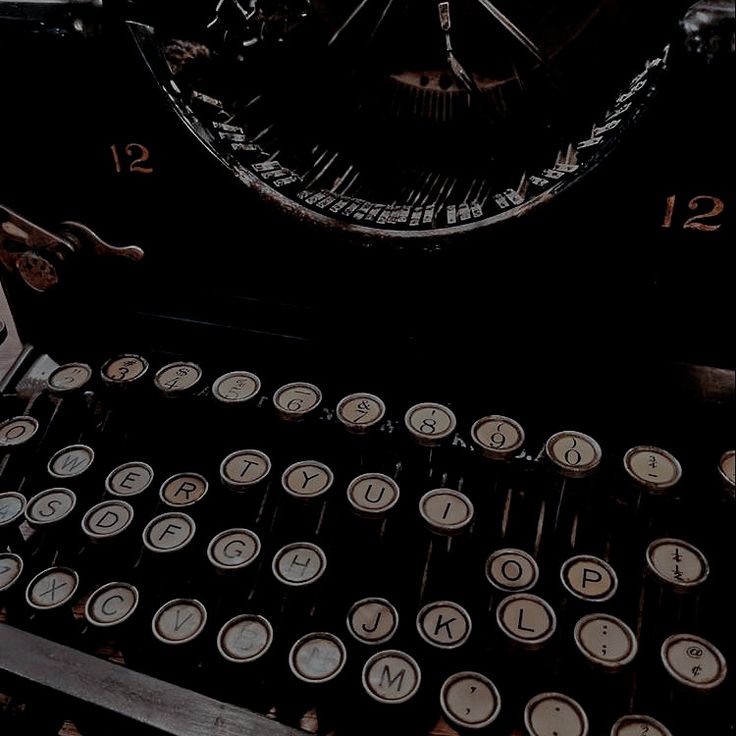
[0,2,733,735]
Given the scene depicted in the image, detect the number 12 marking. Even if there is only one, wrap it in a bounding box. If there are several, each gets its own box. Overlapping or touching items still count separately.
[110,143,153,174]
[662,194,724,231]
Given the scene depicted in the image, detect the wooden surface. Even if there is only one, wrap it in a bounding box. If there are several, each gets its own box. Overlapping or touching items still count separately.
[0,623,303,736]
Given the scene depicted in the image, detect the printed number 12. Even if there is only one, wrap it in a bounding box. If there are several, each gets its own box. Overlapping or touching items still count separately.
[662,194,724,231]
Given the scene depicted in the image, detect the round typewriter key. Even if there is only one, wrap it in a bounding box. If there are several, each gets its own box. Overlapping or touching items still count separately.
[25,567,79,610]
[486,548,539,592]
[623,446,681,492]
[81,500,134,541]
[661,633,727,690]
[218,614,273,663]
[152,598,207,645]
[212,370,261,404]
[25,488,76,527]
[0,553,23,592]
[105,461,154,497]
[0,492,26,528]
[207,528,261,571]
[471,415,525,460]
[718,450,735,493]
[440,671,502,729]
[362,650,421,704]
[405,402,456,445]
[610,715,673,736]
[0,415,39,447]
[160,472,208,508]
[47,362,92,393]
[419,489,474,535]
[47,444,94,479]
[561,555,618,602]
[348,598,399,645]
[282,461,334,500]
[101,354,149,386]
[289,632,347,683]
[142,512,196,553]
[347,473,400,517]
[417,600,472,649]
[646,538,708,590]
[84,582,139,627]
[272,542,326,587]
[524,692,588,736]
[496,593,556,648]
[545,431,602,477]
[220,449,271,491]
[154,361,202,395]
[273,381,322,420]
[336,392,386,432]
[574,613,637,670]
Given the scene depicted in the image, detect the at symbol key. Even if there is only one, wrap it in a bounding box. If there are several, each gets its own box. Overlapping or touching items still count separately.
[661,633,727,690]
[440,671,501,730]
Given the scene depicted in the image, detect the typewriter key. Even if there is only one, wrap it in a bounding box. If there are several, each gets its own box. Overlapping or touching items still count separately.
[81,500,134,541]
[661,633,727,690]
[47,444,94,479]
[362,650,421,704]
[289,632,347,683]
[416,600,472,650]
[152,598,207,645]
[496,593,556,648]
[347,598,399,646]
[25,566,79,610]
[0,415,39,447]
[405,402,456,445]
[47,363,90,395]
[336,392,386,432]
[142,512,196,553]
[486,548,539,593]
[347,473,400,517]
[273,381,322,421]
[471,415,525,460]
[524,692,588,736]
[207,528,261,572]
[47,362,92,393]
[159,472,208,508]
[610,714,673,736]
[645,538,708,590]
[718,449,735,493]
[0,552,23,593]
[272,542,326,587]
[282,460,334,500]
[0,491,26,529]
[440,671,501,730]
[623,446,682,492]
[217,613,273,663]
[573,613,637,670]
[419,489,474,535]
[153,361,202,395]
[84,581,139,627]
[105,461,154,498]
[220,449,271,491]
[101,354,149,386]
[560,555,618,602]
[545,431,602,478]
[24,488,77,528]
[212,370,261,404]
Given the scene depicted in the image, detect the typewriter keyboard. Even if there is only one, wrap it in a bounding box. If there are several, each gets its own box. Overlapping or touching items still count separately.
[0,350,733,736]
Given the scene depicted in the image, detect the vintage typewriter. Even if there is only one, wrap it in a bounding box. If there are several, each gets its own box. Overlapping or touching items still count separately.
[0,2,733,735]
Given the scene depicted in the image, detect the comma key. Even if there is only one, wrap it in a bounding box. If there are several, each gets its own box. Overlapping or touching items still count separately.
[440,671,502,730]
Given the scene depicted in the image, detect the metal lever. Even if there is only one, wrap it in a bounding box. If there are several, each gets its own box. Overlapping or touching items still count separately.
[0,205,143,293]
